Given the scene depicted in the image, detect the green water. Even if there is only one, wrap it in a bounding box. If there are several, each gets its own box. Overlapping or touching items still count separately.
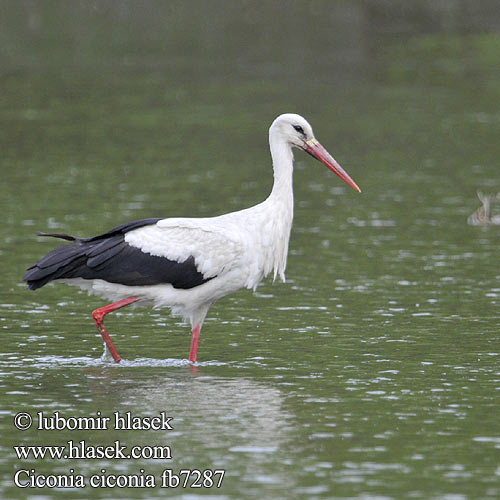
[1,1,499,499]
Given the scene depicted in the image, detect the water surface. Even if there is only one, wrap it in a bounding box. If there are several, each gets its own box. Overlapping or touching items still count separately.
[1,1,499,499]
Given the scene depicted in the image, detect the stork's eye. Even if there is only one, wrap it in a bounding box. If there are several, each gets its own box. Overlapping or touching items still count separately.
[293,125,305,135]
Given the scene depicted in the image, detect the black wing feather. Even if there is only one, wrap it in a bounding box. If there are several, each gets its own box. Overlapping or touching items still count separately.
[86,236,127,267]
[23,218,213,291]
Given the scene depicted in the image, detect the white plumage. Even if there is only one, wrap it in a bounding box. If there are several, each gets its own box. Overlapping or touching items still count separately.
[24,113,361,363]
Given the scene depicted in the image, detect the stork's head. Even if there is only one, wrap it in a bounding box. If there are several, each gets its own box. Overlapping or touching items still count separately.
[270,113,361,193]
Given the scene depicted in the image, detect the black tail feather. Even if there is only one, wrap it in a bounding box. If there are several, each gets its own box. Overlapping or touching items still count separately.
[37,232,77,241]
[23,241,87,290]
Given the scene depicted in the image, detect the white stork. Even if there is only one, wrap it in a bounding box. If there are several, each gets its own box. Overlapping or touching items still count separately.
[23,113,361,364]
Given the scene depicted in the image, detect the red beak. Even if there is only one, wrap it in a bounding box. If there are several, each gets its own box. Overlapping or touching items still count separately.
[302,139,361,193]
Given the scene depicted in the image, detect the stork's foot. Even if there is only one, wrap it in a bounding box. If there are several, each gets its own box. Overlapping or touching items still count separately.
[189,325,201,363]
[92,296,138,363]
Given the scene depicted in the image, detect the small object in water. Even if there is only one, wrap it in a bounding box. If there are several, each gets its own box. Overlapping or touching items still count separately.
[467,190,500,226]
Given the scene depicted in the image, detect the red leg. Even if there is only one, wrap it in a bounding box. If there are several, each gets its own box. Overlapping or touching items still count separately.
[92,297,138,363]
[189,324,201,363]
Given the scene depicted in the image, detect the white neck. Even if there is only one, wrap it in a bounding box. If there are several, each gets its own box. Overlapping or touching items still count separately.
[269,135,294,204]
[261,130,295,282]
